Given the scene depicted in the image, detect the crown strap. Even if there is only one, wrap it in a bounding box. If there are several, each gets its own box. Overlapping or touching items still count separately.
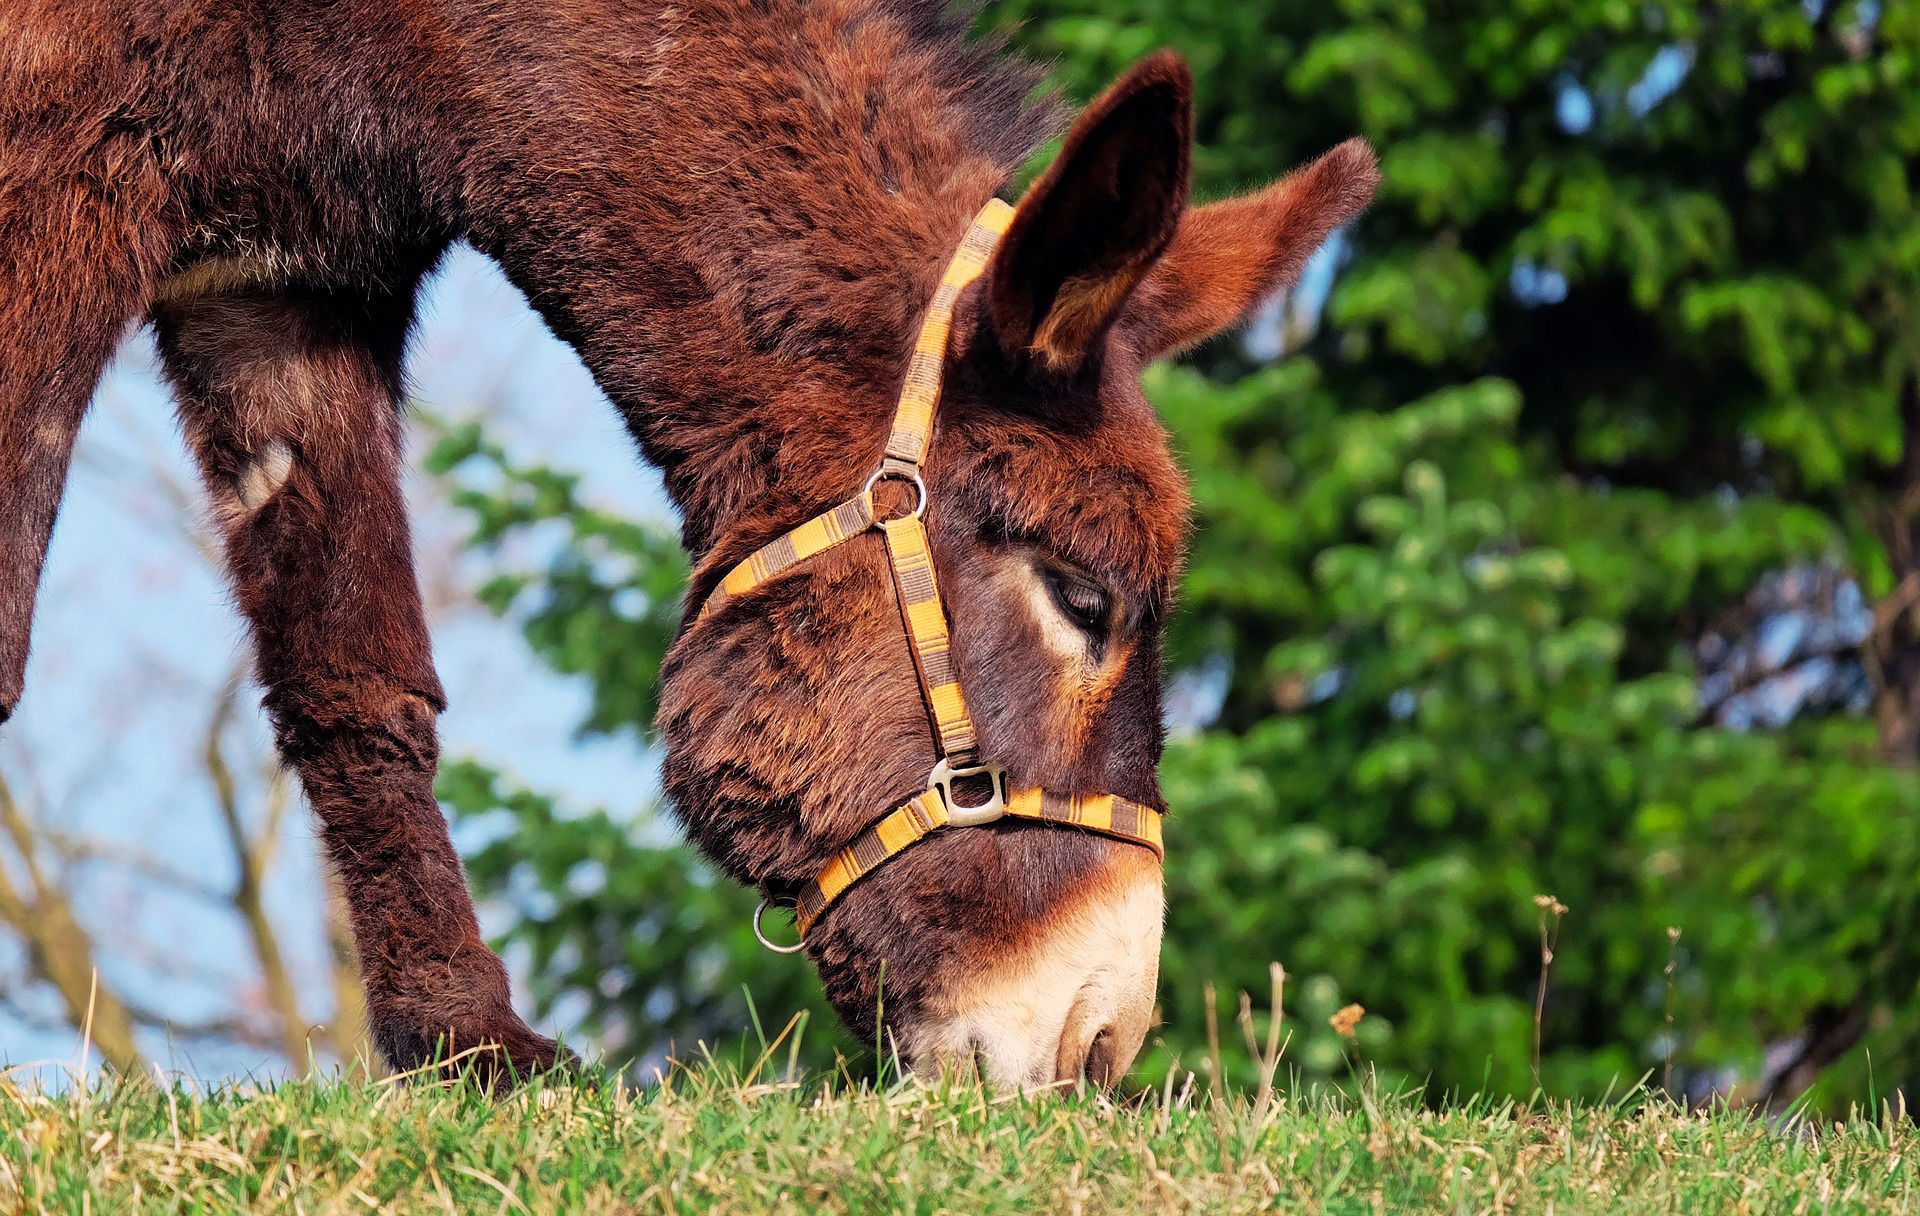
[882,198,1015,468]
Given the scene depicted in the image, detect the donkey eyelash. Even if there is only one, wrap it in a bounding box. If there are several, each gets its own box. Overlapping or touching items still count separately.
[1041,564,1113,636]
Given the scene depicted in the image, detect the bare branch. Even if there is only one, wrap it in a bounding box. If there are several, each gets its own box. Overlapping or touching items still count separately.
[323,869,373,1066]
[35,827,227,904]
[0,775,146,1073]
[120,998,294,1056]
[204,672,312,1067]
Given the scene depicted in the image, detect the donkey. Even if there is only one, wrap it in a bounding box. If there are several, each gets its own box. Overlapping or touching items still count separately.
[0,0,1377,1087]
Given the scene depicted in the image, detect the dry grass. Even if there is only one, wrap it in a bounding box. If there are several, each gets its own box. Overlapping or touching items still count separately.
[1,1059,1914,1214]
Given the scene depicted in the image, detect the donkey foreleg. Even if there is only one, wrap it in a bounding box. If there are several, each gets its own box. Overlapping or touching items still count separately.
[0,202,164,722]
[154,284,566,1087]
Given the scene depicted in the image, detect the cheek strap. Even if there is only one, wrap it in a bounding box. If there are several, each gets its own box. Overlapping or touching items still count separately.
[691,197,1166,945]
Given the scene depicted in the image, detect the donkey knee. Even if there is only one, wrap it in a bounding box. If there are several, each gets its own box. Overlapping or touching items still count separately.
[262,679,444,767]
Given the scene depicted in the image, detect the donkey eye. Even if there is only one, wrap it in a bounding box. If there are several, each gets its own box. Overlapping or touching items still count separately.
[1042,566,1111,636]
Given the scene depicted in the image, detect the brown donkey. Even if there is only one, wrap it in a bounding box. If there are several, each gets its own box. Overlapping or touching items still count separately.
[0,0,1376,1087]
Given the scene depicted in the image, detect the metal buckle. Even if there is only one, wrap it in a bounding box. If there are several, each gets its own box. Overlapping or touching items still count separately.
[864,465,927,520]
[929,757,1008,826]
[753,897,807,954]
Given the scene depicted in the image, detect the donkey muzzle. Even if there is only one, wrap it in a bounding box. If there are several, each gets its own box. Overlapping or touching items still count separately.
[906,850,1164,1088]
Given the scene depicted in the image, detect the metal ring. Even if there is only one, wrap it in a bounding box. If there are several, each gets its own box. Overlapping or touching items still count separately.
[929,757,1008,827]
[753,898,807,954]
[863,466,927,520]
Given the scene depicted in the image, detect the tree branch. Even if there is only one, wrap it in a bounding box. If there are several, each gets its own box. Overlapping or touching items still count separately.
[323,869,373,1068]
[0,776,146,1073]
[203,673,313,1067]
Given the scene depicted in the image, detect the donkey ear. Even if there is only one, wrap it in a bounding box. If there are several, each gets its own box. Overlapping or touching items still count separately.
[986,51,1192,373]
[1121,138,1380,361]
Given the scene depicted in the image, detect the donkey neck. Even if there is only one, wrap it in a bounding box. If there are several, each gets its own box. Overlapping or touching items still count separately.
[439,0,1052,556]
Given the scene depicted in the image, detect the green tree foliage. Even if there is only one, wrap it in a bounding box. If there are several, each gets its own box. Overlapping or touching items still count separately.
[1146,362,1915,1102]
[1005,0,1920,734]
[996,0,1920,1106]
[431,2,1920,1108]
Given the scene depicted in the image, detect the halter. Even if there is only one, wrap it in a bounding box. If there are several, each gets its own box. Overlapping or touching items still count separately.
[699,198,1166,951]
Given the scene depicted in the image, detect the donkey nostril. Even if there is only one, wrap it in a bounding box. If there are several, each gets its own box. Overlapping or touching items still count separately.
[1055,1013,1123,1087]
[1081,1026,1121,1087]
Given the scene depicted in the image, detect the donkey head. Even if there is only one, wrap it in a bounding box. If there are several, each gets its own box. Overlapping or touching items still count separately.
[659,51,1377,1087]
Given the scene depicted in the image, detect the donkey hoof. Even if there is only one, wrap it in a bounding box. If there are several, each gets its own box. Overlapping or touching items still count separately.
[375,1011,577,1093]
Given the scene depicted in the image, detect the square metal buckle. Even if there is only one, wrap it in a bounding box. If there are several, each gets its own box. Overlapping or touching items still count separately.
[928,757,1008,826]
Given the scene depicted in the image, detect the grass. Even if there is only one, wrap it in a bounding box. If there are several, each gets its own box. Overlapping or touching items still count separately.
[1,1058,1915,1214]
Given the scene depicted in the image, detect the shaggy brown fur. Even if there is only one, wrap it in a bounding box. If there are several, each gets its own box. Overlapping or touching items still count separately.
[0,0,1376,1083]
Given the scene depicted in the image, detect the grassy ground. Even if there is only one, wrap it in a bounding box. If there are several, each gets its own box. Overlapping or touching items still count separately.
[2,1060,1915,1215]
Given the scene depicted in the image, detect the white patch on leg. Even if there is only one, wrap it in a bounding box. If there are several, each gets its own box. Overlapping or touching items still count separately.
[235,440,294,512]
[152,255,295,305]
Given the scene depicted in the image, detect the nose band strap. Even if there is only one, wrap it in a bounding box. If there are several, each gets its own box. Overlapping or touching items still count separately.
[693,197,1166,942]
[796,786,1164,935]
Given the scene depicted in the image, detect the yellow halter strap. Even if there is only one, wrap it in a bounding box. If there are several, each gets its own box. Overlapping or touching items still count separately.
[697,198,1166,943]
